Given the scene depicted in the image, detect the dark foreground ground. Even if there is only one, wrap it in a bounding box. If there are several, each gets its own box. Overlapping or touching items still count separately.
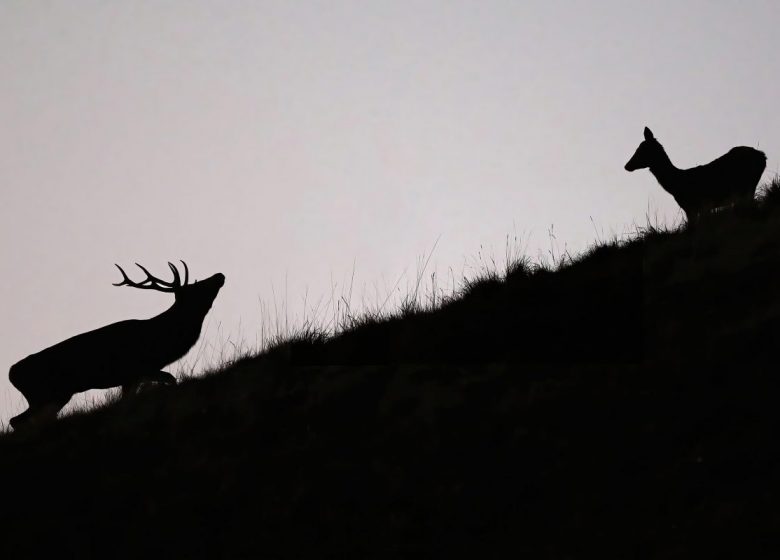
[3,183,780,558]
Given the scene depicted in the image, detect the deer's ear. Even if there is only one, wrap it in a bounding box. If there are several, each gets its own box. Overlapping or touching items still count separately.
[644,127,654,141]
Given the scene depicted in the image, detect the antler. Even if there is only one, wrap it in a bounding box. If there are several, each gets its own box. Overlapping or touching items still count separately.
[113,261,190,292]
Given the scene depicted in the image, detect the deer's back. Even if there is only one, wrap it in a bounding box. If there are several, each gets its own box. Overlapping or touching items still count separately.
[10,319,166,394]
[677,147,766,209]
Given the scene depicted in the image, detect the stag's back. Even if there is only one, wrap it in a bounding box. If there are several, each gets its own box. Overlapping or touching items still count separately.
[9,319,161,394]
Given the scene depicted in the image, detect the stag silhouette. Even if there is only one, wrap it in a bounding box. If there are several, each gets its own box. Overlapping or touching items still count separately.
[8,261,225,430]
[625,127,766,222]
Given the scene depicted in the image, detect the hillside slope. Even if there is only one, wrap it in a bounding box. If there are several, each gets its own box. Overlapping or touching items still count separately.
[3,184,780,558]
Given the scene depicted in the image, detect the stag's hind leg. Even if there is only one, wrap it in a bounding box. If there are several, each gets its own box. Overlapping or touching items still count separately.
[9,408,34,431]
[9,393,71,431]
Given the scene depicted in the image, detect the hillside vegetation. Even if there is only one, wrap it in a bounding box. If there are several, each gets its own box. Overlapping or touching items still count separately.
[4,181,780,558]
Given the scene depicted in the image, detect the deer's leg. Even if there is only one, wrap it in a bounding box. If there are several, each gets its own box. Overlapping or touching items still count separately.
[9,388,39,430]
[37,396,70,423]
[142,371,177,386]
[122,381,141,399]
[735,193,755,212]
[10,394,70,430]
[122,372,175,398]
[9,408,34,431]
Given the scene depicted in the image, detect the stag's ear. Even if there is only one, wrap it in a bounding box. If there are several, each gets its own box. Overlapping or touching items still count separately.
[644,127,654,141]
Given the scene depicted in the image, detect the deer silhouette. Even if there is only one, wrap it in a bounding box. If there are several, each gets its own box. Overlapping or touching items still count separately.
[625,127,766,222]
[8,261,225,430]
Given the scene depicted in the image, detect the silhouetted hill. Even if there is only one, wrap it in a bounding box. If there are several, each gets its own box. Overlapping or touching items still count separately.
[4,181,780,558]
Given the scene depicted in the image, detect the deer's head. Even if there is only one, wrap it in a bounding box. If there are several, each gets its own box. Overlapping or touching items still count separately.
[114,261,225,315]
[625,127,664,171]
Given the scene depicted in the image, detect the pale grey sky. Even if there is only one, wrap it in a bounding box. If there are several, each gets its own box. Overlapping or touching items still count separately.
[1,1,777,423]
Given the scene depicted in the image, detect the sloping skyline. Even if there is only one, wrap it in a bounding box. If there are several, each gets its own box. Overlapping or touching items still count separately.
[1,1,777,422]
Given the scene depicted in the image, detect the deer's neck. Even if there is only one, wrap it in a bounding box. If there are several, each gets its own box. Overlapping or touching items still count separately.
[153,301,209,341]
[136,300,214,370]
[648,148,683,197]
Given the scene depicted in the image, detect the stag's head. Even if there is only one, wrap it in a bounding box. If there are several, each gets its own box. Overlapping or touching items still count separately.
[114,261,225,314]
[625,127,664,172]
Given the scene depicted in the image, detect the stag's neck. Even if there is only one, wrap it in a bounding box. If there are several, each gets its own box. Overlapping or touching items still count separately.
[648,148,683,197]
[152,301,209,339]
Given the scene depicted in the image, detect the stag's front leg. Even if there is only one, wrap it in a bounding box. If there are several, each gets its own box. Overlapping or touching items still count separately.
[123,371,176,398]
[142,371,177,386]
[122,381,141,399]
